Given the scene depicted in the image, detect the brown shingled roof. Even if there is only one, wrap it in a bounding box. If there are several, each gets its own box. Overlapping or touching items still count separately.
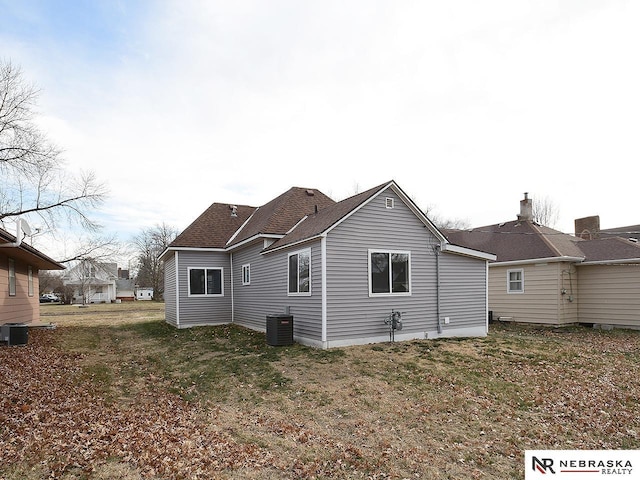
[170,203,256,249]
[578,237,640,262]
[446,220,640,264]
[228,187,335,247]
[169,187,336,250]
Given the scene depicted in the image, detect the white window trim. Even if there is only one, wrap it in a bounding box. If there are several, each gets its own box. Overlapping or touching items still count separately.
[187,267,224,297]
[507,268,524,294]
[242,264,251,286]
[288,248,312,296]
[368,249,412,297]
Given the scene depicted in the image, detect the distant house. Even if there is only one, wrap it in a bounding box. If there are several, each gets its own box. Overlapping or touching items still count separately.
[1,223,65,324]
[135,287,154,301]
[62,261,118,304]
[446,194,640,329]
[160,180,495,348]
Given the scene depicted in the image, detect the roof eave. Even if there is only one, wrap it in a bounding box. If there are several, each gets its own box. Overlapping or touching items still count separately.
[578,257,640,266]
[491,256,585,267]
[442,244,496,261]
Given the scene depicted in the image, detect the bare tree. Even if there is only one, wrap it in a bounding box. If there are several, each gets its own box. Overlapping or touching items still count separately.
[423,204,471,230]
[132,223,179,300]
[0,60,106,231]
[532,195,560,228]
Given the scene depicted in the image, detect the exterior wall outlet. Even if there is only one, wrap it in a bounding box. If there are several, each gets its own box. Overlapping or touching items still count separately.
[444,317,450,324]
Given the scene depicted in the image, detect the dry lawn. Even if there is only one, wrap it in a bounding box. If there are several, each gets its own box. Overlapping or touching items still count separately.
[1,302,639,479]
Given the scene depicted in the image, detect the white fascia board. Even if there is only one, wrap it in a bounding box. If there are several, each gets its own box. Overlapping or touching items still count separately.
[226,207,259,246]
[577,258,640,266]
[227,234,283,252]
[491,256,585,267]
[442,244,496,261]
[260,235,322,255]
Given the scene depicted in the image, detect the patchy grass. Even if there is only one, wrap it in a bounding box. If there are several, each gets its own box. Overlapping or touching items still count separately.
[2,305,640,479]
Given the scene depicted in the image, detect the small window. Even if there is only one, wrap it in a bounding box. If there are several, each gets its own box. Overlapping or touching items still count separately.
[508,269,524,293]
[8,258,16,296]
[369,250,411,296]
[242,264,251,285]
[385,197,395,209]
[189,267,223,296]
[28,266,34,297]
[288,249,311,295]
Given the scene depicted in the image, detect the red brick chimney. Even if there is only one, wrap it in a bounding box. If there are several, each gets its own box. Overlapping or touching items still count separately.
[574,215,600,239]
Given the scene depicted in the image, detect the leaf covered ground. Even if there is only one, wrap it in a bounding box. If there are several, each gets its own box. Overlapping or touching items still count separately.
[1,304,639,479]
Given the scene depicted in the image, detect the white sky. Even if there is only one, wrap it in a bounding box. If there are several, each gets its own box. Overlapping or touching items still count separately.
[2,0,639,257]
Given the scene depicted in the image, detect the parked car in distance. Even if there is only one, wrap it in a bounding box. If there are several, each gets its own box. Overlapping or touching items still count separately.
[39,293,59,303]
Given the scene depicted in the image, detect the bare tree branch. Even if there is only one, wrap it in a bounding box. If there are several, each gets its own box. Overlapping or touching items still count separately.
[0,60,107,232]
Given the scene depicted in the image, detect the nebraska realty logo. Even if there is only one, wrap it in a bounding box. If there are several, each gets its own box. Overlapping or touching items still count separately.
[525,450,640,479]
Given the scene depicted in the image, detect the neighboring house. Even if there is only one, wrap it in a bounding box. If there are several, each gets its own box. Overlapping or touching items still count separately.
[62,261,118,304]
[135,287,154,300]
[446,194,640,329]
[1,222,65,324]
[116,279,135,301]
[160,180,495,348]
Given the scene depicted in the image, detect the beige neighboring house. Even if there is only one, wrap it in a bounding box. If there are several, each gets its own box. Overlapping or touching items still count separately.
[446,194,640,329]
[1,223,65,325]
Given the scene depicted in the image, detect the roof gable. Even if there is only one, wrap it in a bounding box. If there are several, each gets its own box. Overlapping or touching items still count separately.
[170,203,256,249]
[264,181,448,251]
[228,187,335,247]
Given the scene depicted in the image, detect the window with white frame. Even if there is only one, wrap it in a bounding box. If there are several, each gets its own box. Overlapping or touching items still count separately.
[369,250,411,295]
[242,264,251,285]
[288,249,311,295]
[189,267,223,296]
[507,269,524,293]
[8,258,16,296]
[28,266,34,296]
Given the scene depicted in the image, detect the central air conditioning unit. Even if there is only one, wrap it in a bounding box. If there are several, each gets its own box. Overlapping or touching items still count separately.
[266,314,294,346]
[1,323,28,346]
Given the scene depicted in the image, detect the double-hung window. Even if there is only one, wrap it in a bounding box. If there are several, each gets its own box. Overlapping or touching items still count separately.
[288,249,311,295]
[189,267,223,296]
[369,250,411,296]
[507,269,524,293]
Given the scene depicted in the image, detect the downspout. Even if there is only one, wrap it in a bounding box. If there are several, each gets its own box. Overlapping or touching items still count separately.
[434,244,443,334]
[230,252,234,323]
[321,235,327,346]
[0,218,28,248]
[175,251,180,327]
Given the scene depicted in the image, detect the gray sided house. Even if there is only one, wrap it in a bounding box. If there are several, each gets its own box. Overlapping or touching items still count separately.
[160,181,495,348]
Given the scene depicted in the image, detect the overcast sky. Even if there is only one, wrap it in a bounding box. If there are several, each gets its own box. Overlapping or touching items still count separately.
[2,0,639,256]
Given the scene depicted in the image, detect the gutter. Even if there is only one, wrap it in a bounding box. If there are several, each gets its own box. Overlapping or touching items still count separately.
[577,258,640,266]
[491,256,585,267]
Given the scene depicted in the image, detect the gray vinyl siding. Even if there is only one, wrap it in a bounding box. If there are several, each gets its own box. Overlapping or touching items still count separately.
[325,190,487,341]
[439,253,487,328]
[176,250,232,327]
[233,240,323,342]
[164,253,177,326]
[578,264,640,327]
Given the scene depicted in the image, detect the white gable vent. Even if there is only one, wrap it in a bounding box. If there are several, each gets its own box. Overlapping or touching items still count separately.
[385,197,395,209]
